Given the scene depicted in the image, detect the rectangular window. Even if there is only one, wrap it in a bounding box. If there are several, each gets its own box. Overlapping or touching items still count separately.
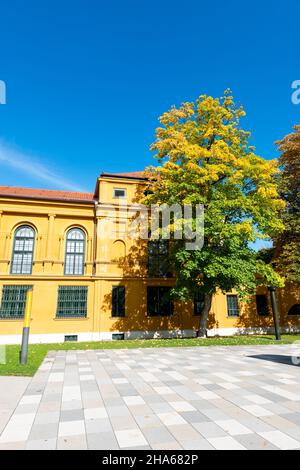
[56,286,88,318]
[194,290,205,316]
[64,335,78,342]
[0,285,31,319]
[147,286,173,316]
[112,333,125,340]
[256,295,269,316]
[112,286,125,317]
[226,294,240,317]
[148,240,170,277]
[113,188,126,198]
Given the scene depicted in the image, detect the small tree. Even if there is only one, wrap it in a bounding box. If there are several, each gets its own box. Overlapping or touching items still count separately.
[274,125,300,283]
[145,91,285,337]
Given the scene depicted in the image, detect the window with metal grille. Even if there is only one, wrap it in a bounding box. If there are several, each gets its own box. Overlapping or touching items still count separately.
[0,285,31,319]
[256,294,269,316]
[147,286,173,316]
[226,294,240,317]
[56,286,88,318]
[112,286,125,317]
[11,226,35,275]
[148,240,170,277]
[194,290,205,316]
[64,228,85,275]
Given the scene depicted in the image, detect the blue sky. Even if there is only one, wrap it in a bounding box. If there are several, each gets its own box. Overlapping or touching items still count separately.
[0,0,299,195]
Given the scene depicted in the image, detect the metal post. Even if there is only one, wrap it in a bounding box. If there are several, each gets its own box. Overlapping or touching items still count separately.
[269,286,281,341]
[20,288,33,364]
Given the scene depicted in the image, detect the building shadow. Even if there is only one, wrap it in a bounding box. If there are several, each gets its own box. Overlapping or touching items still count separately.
[248,354,300,367]
[100,181,217,338]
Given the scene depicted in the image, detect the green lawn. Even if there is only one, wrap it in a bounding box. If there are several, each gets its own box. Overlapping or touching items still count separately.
[0,334,299,377]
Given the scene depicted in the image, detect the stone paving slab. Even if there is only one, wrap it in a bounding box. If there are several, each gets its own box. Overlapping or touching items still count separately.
[0,344,300,450]
[0,376,31,437]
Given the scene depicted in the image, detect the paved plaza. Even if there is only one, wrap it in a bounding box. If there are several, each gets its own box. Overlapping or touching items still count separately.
[0,344,300,450]
[0,376,31,437]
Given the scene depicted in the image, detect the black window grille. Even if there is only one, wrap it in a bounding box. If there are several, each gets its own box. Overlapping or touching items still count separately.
[56,286,88,318]
[0,285,31,319]
[256,295,269,316]
[148,240,170,277]
[11,226,35,275]
[64,228,85,275]
[147,286,173,316]
[112,286,125,317]
[227,295,240,317]
[194,290,205,316]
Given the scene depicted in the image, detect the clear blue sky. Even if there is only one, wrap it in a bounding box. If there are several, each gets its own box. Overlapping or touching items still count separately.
[0,0,299,193]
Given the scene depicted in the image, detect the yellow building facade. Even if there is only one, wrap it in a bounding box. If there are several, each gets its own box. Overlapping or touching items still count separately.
[0,172,299,344]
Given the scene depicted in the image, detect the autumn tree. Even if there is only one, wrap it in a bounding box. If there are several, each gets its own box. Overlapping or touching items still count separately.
[274,125,300,283]
[144,91,284,337]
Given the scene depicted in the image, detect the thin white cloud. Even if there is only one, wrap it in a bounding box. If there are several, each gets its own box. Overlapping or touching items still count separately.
[0,141,88,192]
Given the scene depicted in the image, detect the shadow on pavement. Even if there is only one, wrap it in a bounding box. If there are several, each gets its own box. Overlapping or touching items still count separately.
[248,354,300,367]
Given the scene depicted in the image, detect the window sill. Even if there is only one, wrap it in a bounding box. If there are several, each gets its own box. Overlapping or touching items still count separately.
[0,318,24,321]
[147,314,174,317]
[54,317,89,321]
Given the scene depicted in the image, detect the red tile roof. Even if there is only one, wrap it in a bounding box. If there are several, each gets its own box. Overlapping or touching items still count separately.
[0,186,95,203]
[0,172,149,203]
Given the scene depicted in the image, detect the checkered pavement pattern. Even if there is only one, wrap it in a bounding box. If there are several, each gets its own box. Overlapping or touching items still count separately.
[0,344,300,450]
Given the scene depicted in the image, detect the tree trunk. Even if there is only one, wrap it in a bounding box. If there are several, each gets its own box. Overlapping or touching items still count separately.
[197,293,213,338]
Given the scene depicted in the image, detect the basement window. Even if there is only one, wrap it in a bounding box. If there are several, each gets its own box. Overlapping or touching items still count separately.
[112,333,125,340]
[64,335,78,342]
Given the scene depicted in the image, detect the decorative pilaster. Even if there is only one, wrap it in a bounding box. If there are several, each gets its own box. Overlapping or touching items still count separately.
[46,213,56,260]
[44,213,56,273]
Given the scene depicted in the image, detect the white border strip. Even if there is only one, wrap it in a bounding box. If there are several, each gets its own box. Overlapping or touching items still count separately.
[0,325,299,345]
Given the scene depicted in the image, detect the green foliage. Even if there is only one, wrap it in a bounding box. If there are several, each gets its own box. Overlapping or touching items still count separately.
[145,91,285,304]
[274,125,300,283]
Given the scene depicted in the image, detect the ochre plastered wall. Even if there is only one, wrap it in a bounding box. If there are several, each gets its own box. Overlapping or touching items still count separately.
[0,175,299,342]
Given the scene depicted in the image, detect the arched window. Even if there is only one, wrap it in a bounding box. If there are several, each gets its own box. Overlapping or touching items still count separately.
[288,304,300,316]
[64,228,85,275]
[11,225,35,274]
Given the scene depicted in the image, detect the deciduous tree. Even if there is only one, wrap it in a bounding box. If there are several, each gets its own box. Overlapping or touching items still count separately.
[145,91,285,337]
[274,125,300,283]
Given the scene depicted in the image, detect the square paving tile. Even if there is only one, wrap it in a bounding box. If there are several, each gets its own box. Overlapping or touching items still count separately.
[1,344,300,450]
